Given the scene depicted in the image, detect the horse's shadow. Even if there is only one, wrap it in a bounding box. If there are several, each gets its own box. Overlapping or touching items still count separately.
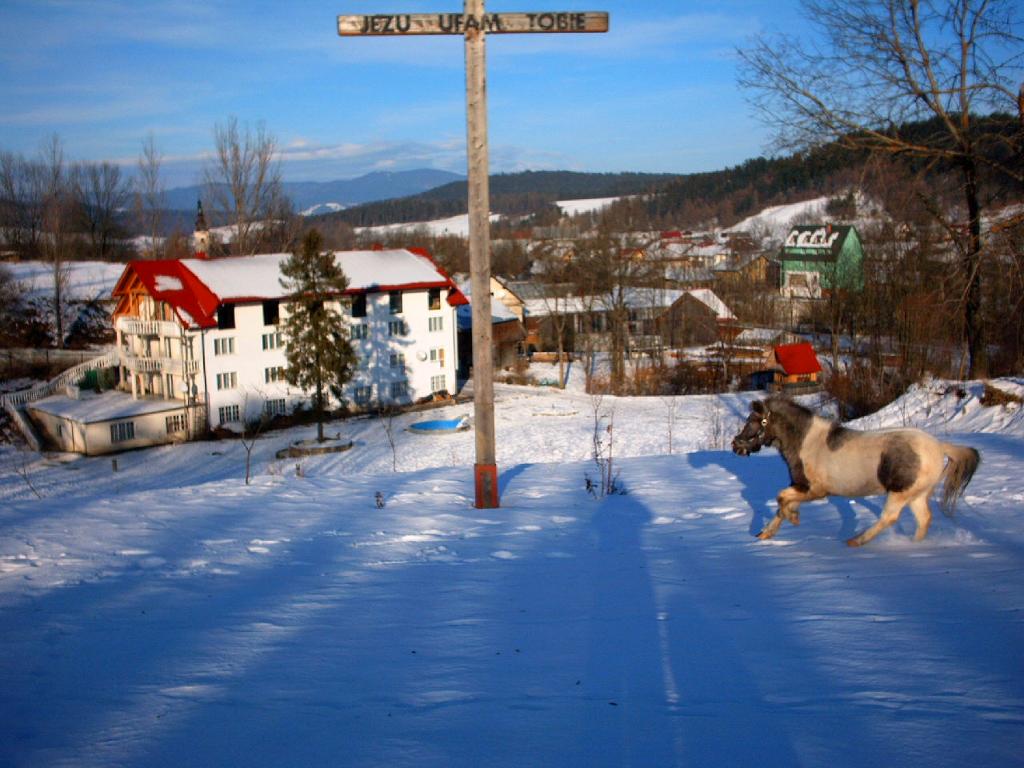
[687,449,875,542]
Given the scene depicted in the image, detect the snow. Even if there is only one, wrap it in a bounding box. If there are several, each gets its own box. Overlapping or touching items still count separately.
[30,390,183,423]
[356,213,499,239]
[3,260,126,302]
[354,197,620,238]
[1,371,1023,767]
[555,197,622,216]
[182,249,450,301]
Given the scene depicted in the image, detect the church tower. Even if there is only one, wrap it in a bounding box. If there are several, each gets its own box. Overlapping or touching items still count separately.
[193,200,210,259]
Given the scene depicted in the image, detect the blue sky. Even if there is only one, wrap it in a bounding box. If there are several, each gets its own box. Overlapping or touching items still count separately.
[0,1,804,188]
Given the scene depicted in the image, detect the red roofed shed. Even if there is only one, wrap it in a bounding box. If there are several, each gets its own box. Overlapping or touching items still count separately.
[768,342,822,393]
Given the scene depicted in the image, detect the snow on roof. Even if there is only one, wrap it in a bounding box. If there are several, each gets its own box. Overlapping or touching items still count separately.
[29,391,184,424]
[524,287,734,320]
[686,288,736,321]
[182,249,453,302]
[115,248,463,329]
[456,278,521,330]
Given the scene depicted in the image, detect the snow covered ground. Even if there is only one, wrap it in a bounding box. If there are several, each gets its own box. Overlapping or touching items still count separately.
[1,369,1022,767]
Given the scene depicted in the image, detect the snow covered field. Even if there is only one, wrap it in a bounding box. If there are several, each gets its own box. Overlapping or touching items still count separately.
[1,370,1023,767]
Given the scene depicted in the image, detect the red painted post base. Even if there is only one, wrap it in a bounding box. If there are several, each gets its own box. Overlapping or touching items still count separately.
[474,463,500,509]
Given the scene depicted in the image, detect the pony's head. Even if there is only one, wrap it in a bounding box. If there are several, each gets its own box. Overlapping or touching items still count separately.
[732,399,775,456]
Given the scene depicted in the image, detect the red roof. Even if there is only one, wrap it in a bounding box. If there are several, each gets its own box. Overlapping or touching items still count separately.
[773,342,821,375]
[113,260,221,328]
[113,248,469,327]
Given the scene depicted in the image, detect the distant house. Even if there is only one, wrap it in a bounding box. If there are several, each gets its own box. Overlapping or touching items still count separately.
[763,342,823,393]
[518,285,736,354]
[779,224,864,299]
[456,276,527,373]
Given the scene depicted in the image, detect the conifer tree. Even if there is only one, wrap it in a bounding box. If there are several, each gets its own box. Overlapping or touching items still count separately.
[280,229,357,442]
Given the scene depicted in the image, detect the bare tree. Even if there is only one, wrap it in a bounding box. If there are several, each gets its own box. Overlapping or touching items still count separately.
[134,134,165,259]
[739,0,1024,377]
[240,390,273,486]
[574,231,659,394]
[73,161,130,260]
[0,151,46,259]
[203,117,294,256]
[38,136,75,348]
[532,241,577,388]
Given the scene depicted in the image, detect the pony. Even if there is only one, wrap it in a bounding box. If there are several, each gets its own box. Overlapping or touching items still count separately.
[731,395,980,546]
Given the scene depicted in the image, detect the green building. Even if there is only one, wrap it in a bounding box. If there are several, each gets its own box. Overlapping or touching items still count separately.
[779,224,864,298]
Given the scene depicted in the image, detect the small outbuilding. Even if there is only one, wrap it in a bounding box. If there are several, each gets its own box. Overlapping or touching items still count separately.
[764,342,823,394]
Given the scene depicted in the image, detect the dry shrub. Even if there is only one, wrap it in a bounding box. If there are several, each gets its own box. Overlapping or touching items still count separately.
[826,361,913,419]
[980,382,1024,408]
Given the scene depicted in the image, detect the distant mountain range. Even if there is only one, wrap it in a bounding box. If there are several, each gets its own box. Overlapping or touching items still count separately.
[162,169,465,216]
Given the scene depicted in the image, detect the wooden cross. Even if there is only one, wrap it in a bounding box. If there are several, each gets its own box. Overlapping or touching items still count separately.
[338,3,609,508]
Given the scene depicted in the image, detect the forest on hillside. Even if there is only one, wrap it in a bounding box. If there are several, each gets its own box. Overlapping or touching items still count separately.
[316,114,1023,233]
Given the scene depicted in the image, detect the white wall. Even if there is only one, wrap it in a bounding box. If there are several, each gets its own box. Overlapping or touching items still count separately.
[198,288,459,430]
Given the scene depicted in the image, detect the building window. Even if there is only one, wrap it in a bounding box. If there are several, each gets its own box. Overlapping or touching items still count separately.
[263,299,280,326]
[354,385,372,405]
[350,323,368,340]
[213,337,235,356]
[264,366,286,383]
[217,305,235,330]
[218,404,240,425]
[389,291,403,314]
[351,294,367,318]
[430,374,446,393]
[216,372,238,390]
[428,288,441,310]
[165,373,175,396]
[166,414,187,433]
[164,337,173,357]
[264,398,287,417]
[389,352,405,369]
[261,332,283,350]
[388,320,406,337]
[429,348,445,366]
[390,381,408,400]
[428,316,444,332]
[110,421,135,443]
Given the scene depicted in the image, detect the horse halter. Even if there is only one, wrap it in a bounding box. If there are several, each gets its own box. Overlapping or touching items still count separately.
[732,408,771,455]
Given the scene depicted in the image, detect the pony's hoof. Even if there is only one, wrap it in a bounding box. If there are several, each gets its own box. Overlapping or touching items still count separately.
[846,537,863,547]
[756,530,775,540]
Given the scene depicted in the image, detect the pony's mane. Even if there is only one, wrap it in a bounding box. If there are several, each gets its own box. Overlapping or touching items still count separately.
[766,395,816,421]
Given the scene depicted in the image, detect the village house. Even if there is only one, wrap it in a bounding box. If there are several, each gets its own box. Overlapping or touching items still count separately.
[26,244,467,455]
[456,275,528,374]
[513,283,737,356]
[779,224,864,299]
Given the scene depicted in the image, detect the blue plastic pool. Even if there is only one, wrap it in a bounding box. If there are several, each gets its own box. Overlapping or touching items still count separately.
[408,416,469,434]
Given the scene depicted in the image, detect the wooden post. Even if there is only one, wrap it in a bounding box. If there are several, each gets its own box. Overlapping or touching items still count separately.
[465,0,499,508]
[336,6,608,509]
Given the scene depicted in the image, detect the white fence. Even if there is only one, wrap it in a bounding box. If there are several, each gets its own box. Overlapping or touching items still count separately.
[0,348,118,409]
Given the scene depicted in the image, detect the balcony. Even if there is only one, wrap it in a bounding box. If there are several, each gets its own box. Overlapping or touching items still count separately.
[122,356,163,374]
[117,317,181,338]
[120,355,199,376]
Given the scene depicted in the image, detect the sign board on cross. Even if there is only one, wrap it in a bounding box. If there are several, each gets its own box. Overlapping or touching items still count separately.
[338,12,609,36]
[338,4,608,508]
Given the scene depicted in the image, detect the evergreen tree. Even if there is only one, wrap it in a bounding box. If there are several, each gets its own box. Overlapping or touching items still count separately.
[280,229,357,442]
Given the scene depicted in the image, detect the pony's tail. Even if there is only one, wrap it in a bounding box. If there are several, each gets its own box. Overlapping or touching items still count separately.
[939,442,980,516]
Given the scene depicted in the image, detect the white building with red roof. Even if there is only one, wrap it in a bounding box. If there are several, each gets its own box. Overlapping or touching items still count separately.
[84,246,468,449]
